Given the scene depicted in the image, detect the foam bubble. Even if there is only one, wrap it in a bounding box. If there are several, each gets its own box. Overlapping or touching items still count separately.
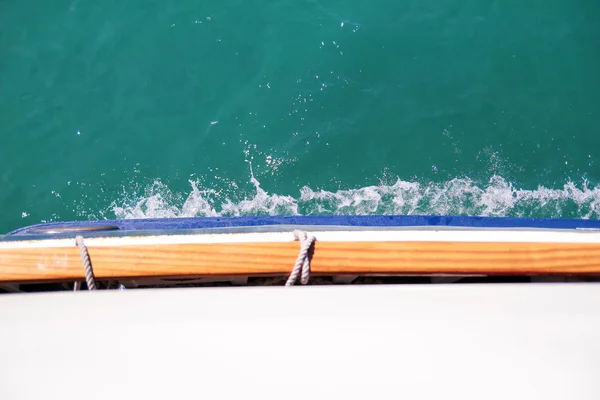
[110,175,600,220]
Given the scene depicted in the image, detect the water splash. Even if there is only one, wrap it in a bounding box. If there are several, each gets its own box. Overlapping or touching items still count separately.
[111,175,600,220]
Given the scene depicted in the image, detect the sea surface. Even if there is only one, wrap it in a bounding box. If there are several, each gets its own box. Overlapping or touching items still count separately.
[1,0,599,233]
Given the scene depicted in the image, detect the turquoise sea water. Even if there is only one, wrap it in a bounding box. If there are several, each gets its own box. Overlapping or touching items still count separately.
[1,0,599,233]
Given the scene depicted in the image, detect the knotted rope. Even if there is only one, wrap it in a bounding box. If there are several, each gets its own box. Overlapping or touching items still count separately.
[75,235,97,290]
[285,230,316,286]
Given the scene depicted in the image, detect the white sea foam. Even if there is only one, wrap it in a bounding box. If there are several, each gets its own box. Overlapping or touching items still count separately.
[111,175,600,220]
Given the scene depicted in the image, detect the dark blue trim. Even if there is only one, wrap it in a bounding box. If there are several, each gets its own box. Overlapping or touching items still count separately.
[7,215,600,235]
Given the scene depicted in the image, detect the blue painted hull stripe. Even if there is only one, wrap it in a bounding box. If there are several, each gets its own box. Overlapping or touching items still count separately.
[7,215,600,235]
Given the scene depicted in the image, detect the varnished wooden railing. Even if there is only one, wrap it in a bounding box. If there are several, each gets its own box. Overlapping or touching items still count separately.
[1,233,600,283]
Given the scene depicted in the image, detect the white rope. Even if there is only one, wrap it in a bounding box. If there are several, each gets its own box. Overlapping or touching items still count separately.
[75,235,97,290]
[285,230,316,286]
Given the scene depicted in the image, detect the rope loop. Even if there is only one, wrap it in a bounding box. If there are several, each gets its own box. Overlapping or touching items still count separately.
[285,230,316,286]
[75,235,97,290]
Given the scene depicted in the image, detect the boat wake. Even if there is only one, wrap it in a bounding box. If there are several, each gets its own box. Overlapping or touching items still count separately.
[111,175,600,220]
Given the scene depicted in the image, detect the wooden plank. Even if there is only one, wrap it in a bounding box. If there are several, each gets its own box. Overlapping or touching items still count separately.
[2,237,600,282]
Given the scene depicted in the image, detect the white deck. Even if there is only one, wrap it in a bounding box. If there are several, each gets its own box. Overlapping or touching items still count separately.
[0,283,599,399]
